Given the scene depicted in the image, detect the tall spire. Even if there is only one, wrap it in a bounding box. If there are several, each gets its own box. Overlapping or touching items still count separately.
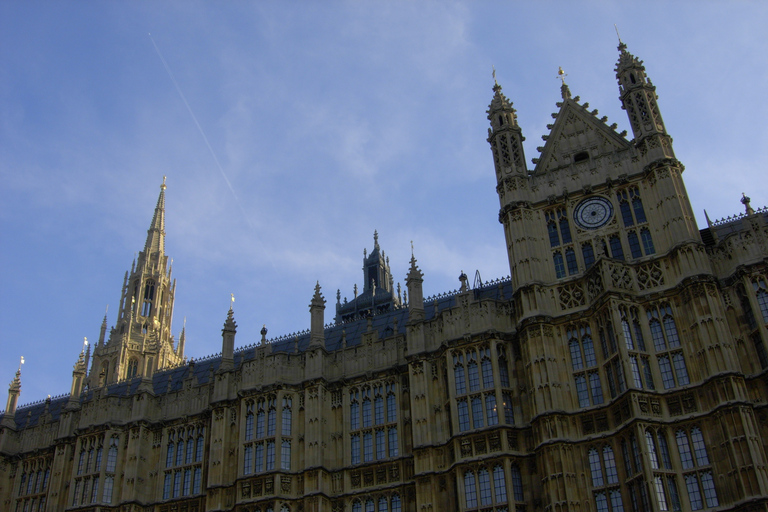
[144,177,167,256]
[89,178,181,387]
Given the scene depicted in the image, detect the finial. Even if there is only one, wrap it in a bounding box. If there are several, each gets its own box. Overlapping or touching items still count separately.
[230,293,235,311]
[742,193,755,215]
[161,176,167,190]
[105,304,109,315]
[410,240,414,258]
[492,65,497,85]
[557,66,567,85]
[82,337,88,353]
[373,230,379,249]
[557,67,571,100]
[615,24,627,52]
[19,356,24,371]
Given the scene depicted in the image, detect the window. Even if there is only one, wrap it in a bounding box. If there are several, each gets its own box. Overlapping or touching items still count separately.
[464,467,508,509]
[548,208,575,277]
[245,402,254,440]
[351,434,360,464]
[589,444,625,511]
[103,476,114,504]
[266,440,275,470]
[569,324,602,408]
[554,251,566,278]
[388,427,398,457]
[648,304,689,389]
[485,395,498,426]
[471,397,484,429]
[281,440,291,470]
[465,471,478,508]
[566,248,579,275]
[511,464,524,502]
[481,350,494,389]
[493,465,507,503]
[502,392,515,425]
[127,358,138,379]
[583,242,595,269]
[609,236,625,260]
[282,397,292,436]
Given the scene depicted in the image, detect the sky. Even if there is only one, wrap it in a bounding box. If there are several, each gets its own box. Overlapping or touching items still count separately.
[1,1,767,407]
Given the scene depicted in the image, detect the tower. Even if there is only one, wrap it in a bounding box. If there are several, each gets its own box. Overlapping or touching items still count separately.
[89,179,182,386]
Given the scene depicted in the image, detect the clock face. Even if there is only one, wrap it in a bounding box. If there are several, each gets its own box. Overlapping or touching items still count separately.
[574,196,614,229]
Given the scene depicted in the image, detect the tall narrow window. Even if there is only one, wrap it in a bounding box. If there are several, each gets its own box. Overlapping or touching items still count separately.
[554,251,566,278]
[583,243,595,269]
[464,471,478,508]
[493,465,507,503]
[566,247,579,274]
[281,397,292,436]
[609,236,625,260]
[281,440,291,470]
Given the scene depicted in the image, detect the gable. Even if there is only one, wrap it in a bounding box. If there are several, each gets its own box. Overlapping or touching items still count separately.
[533,99,631,175]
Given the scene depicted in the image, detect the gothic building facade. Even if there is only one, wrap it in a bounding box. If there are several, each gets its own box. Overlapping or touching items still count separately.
[2,42,768,512]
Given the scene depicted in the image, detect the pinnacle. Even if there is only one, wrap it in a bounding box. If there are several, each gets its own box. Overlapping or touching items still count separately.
[144,179,167,256]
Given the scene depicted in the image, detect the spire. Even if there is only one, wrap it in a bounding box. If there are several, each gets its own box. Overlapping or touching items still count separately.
[615,42,674,159]
[558,67,571,100]
[219,306,237,372]
[309,282,326,349]
[144,177,167,256]
[406,248,425,323]
[1,364,22,428]
[487,78,527,178]
[177,318,186,357]
[98,309,108,346]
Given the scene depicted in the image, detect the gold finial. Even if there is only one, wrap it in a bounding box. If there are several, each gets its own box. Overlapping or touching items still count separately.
[557,66,568,85]
[161,175,167,190]
[492,65,497,85]
[230,293,235,311]
[83,337,88,351]
[19,356,24,371]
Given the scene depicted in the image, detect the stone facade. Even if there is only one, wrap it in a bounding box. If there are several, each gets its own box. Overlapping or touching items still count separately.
[2,43,768,512]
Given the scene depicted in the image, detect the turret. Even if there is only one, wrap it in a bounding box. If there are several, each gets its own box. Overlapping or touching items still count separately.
[67,347,88,408]
[219,305,237,372]
[487,77,528,184]
[1,361,22,429]
[309,282,326,349]
[406,250,425,323]
[615,41,674,160]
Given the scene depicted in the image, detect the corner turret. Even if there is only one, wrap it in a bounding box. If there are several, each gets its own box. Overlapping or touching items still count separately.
[615,41,674,160]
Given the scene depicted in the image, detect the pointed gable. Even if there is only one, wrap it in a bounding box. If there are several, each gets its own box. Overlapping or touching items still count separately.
[533,98,631,176]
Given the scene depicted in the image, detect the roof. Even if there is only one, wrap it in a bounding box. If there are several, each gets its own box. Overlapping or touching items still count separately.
[1,277,512,430]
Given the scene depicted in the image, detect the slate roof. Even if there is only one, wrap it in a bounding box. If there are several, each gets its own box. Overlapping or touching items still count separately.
[1,278,512,430]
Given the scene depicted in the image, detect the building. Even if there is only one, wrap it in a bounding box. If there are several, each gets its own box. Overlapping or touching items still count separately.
[2,41,768,512]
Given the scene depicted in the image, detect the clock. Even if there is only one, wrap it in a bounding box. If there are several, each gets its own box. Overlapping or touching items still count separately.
[574,196,614,229]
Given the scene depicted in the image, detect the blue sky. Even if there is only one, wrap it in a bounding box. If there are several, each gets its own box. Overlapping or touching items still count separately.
[1,1,766,406]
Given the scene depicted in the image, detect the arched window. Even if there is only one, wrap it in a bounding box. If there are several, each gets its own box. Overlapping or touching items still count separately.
[464,470,478,508]
[127,358,139,379]
[142,280,155,316]
[281,396,292,436]
[454,355,466,395]
[566,247,579,274]
[582,242,595,269]
[245,402,254,440]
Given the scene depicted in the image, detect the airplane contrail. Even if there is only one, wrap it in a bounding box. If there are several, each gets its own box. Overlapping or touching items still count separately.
[148,33,254,230]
